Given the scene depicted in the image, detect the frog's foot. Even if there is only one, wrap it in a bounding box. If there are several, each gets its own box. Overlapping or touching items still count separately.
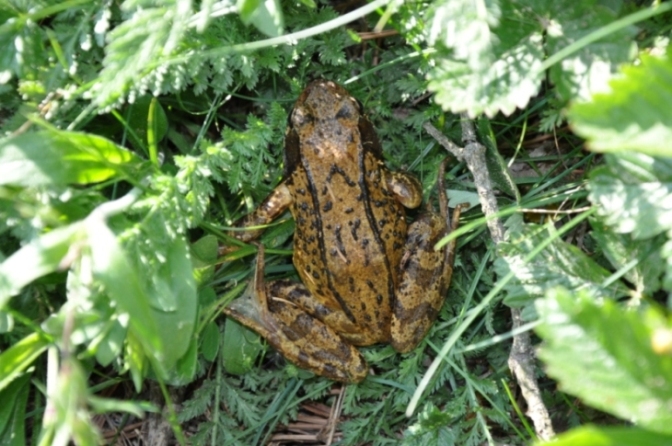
[223,250,368,382]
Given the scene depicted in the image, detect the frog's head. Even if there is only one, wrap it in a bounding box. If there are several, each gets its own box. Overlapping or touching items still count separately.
[290,79,362,129]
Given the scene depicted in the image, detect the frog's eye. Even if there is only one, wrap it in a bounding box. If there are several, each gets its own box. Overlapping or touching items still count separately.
[336,99,359,120]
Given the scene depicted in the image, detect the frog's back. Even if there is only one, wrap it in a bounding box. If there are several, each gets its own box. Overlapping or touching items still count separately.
[286,152,407,344]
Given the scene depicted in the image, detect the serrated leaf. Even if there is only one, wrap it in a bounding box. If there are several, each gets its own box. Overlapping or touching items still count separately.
[0,130,139,187]
[570,48,672,155]
[588,154,672,239]
[536,288,672,434]
[494,219,630,306]
[546,3,636,103]
[429,33,544,118]
[427,0,637,118]
[533,425,672,446]
[587,153,672,291]
[94,3,191,107]
[590,217,664,296]
[426,0,501,71]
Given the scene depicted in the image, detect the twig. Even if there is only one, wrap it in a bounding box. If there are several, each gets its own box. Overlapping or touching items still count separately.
[423,117,555,441]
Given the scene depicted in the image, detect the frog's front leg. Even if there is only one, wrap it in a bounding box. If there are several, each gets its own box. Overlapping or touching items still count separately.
[231,182,293,243]
[224,245,368,383]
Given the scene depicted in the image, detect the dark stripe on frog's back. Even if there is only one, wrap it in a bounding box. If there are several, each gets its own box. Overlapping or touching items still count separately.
[285,165,356,322]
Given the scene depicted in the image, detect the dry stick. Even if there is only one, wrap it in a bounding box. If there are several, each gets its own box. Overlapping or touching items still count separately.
[423,118,555,441]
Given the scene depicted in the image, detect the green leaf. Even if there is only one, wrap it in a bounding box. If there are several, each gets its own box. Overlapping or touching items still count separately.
[0,310,13,333]
[245,0,284,39]
[494,219,630,307]
[533,425,672,446]
[536,288,672,434]
[123,96,169,153]
[222,317,264,375]
[88,395,154,418]
[0,333,49,392]
[191,234,218,285]
[94,317,128,367]
[168,338,198,385]
[86,219,163,363]
[200,321,220,362]
[477,115,520,201]
[0,374,30,446]
[569,48,672,156]
[0,130,140,187]
[0,224,85,310]
[148,236,197,369]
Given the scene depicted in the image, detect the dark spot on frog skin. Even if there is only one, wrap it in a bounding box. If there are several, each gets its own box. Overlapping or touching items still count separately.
[334,224,347,259]
[323,201,333,212]
[379,219,387,227]
[350,219,361,240]
[344,207,354,213]
[312,271,320,279]
[376,294,383,304]
[366,280,375,290]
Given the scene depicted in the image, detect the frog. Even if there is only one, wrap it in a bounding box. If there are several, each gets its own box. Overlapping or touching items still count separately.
[223,80,460,383]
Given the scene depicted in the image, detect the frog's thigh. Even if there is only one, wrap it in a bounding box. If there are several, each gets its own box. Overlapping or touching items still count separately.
[386,171,423,209]
[263,281,369,383]
[391,213,448,353]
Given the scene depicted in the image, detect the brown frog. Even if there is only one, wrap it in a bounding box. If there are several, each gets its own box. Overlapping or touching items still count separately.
[224,80,460,382]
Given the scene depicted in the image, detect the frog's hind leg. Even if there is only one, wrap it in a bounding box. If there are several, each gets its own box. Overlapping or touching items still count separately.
[391,159,462,353]
[224,247,368,383]
[390,213,449,353]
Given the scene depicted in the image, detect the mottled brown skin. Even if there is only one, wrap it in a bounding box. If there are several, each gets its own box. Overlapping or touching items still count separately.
[224,80,460,382]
